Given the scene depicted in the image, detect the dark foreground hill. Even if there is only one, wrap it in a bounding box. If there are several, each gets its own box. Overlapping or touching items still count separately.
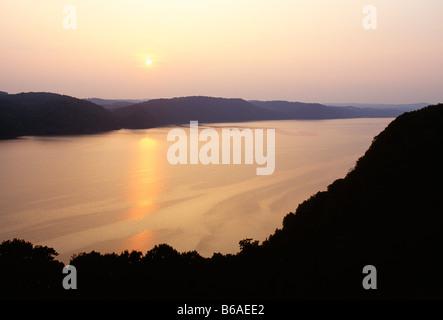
[1,104,442,299]
[0,92,119,138]
[263,103,443,298]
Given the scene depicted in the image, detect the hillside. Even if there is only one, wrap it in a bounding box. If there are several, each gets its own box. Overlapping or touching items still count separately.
[250,100,420,119]
[111,96,280,128]
[264,103,443,298]
[115,96,416,129]
[0,92,119,139]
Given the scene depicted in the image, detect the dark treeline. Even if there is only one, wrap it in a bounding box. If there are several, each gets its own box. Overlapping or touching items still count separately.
[1,104,443,300]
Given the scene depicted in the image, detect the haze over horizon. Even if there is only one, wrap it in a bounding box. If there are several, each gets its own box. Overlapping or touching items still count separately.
[1,1,443,104]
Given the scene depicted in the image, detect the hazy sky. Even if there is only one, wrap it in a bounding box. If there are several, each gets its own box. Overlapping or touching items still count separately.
[1,0,442,103]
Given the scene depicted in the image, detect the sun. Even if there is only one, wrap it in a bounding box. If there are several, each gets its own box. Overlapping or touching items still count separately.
[146,59,152,66]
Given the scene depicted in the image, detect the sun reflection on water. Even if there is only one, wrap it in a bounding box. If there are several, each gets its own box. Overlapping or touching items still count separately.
[126,136,163,221]
[121,230,155,253]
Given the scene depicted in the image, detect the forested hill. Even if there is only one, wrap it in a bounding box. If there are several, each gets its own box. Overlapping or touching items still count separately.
[0,92,119,138]
[111,96,278,129]
[112,96,420,128]
[264,103,443,298]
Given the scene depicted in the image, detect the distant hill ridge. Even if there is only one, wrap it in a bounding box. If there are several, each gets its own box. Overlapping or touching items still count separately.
[0,91,429,139]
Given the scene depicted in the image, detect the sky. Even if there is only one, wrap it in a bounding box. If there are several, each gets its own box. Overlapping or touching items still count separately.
[1,0,442,104]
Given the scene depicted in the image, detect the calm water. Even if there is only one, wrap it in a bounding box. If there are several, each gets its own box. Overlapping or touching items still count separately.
[0,119,392,263]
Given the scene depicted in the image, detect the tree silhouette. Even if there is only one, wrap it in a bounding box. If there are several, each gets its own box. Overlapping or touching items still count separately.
[0,239,64,299]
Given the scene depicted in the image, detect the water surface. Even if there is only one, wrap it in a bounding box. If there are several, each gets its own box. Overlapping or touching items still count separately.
[0,119,392,263]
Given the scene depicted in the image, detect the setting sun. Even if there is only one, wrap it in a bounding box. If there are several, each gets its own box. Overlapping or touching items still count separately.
[146,59,152,66]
